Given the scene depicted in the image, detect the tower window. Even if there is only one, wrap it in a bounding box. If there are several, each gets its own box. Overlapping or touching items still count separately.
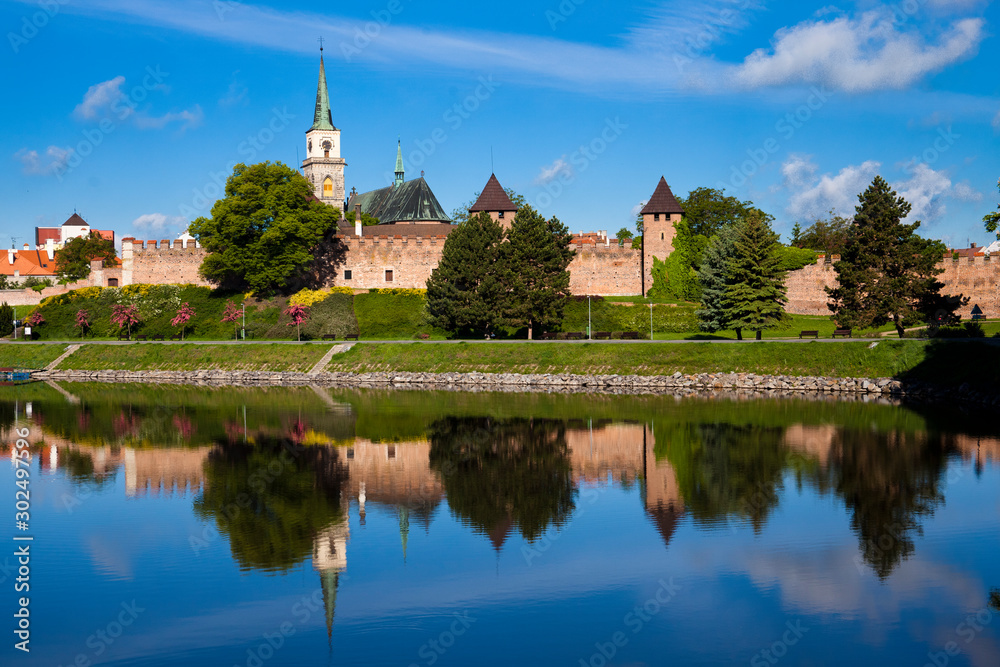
[344,270,352,280]
[654,213,660,221]
[498,211,505,219]
[661,232,665,241]
[308,140,312,152]
[108,278,118,287]
[385,270,394,282]
[323,140,331,158]
[323,178,333,197]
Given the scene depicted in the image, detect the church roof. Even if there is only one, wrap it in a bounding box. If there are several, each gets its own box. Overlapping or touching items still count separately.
[348,177,452,224]
[62,213,88,226]
[395,141,404,175]
[311,55,336,132]
[470,174,518,212]
[640,177,685,215]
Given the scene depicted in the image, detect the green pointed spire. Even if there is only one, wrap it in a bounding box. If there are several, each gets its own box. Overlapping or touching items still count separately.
[320,569,339,639]
[311,54,335,131]
[399,506,410,562]
[394,139,405,188]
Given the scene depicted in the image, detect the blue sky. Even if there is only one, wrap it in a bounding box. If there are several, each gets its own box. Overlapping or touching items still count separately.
[2,0,999,248]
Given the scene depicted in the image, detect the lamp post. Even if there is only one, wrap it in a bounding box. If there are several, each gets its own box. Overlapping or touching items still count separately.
[241,304,246,341]
[588,296,591,340]
[649,302,653,341]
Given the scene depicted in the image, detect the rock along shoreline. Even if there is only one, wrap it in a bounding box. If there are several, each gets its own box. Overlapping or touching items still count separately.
[33,369,998,406]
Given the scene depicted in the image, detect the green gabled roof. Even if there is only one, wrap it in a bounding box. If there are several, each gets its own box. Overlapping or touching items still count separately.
[348,177,451,224]
[311,55,336,131]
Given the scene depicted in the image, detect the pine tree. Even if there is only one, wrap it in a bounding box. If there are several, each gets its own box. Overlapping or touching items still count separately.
[426,212,506,335]
[790,222,803,247]
[828,176,957,337]
[500,206,574,339]
[720,213,790,340]
[696,223,741,335]
[0,303,13,337]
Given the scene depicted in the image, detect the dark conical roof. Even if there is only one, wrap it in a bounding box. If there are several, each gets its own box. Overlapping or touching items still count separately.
[640,177,684,215]
[62,213,88,226]
[470,174,518,212]
[645,501,683,549]
[311,55,336,131]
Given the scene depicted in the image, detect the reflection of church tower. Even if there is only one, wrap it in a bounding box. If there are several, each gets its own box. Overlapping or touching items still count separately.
[312,521,349,638]
[302,47,346,208]
[399,506,409,562]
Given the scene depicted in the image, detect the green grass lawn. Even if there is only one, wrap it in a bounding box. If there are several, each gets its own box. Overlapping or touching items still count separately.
[0,344,71,369]
[60,343,333,372]
[326,339,1000,387]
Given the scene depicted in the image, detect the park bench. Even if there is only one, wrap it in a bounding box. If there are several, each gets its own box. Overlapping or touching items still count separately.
[565,332,585,340]
[540,332,556,340]
[594,331,612,340]
[117,332,130,341]
[135,334,148,341]
[621,331,640,340]
[152,334,164,341]
[832,328,852,338]
[322,334,337,341]
[344,334,359,341]
[170,333,183,341]
[799,330,819,339]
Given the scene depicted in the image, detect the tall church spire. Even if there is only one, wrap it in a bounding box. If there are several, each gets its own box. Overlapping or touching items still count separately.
[312,51,335,131]
[394,139,404,188]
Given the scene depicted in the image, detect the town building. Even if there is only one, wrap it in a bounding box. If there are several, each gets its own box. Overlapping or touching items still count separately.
[34,212,115,248]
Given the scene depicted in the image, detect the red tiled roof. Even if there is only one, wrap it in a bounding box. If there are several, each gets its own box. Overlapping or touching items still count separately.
[640,177,685,215]
[0,249,57,277]
[470,174,518,212]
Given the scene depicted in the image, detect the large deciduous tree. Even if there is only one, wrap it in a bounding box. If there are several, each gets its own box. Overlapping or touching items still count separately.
[54,232,117,282]
[426,212,506,335]
[793,211,852,254]
[190,161,340,295]
[827,176,960,338]
[500,206,574,339]
[679,187,772,239]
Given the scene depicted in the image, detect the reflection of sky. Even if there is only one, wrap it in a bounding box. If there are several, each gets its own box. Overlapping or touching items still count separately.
[2,448,999,666]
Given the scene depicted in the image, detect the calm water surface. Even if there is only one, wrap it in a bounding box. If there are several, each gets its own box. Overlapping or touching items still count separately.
[1,383,998,666]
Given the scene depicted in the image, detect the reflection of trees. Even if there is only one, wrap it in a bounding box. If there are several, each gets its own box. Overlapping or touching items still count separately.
[656,422,787,531]
[428,417,575,544]
[61,447,117,489]
[194,438,348,572]
[990,589,1000,612]
[809,430,948,580]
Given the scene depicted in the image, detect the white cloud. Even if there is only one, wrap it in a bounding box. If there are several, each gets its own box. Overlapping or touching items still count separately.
[219,74,248,108]
[894,163,953,220]
[630,201,647,219]
[132,213,187,233]
[951,181,982,202]
[732,13,984,92]
[133,106,204,132]
[534,157,572,186]
[15,146,72,176]
[784,157,881,220]
[73,76,128,120]
[993,109,1000,130]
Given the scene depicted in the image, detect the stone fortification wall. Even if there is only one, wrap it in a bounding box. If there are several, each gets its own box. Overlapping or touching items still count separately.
[122,238,210,287]
[567,240,641,296]
[785,255,1000,316]
[331,234,448,289]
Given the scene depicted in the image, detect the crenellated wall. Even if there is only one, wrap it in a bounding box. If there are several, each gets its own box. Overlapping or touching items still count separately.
[121,238,210,287]
[784,255,1000,316]
[568,239,642,296]
[331,234,448,290]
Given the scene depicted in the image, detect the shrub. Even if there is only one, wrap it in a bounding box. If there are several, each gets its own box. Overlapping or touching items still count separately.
[0,303,13,337]
[355,290,444,339]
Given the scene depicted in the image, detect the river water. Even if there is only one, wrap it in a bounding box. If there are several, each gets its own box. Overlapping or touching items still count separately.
[1,383,998,666]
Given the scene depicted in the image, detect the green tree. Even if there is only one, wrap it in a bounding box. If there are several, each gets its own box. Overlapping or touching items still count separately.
[696,223,742,335]
[190,161,340,295]
[679,187,772,239]
[790,222,803,246]
[796,211,852,254]
[648,217,707,302]
[54,232,117,283]
[721,213,790,340]
[827,176,958,338]
[500,206,574,339]
[451,188,525,223]
[0,303,13,337]
[616,227,633,246]
[985,178,1000,239]
[774,245,818,271]
[345,209,380,226]
[426,212,506,335]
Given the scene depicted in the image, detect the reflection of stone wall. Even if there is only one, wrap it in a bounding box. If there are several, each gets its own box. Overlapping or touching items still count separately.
[123,447,211,496]
[342,439,444,509]
[783,424,837,467]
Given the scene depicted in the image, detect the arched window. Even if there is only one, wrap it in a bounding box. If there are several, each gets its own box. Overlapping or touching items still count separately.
[323,177,333,197]
[323,140,331,158]
[661,232,665,241]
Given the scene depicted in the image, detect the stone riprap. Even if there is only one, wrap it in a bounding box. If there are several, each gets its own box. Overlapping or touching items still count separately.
[34,369,998,405]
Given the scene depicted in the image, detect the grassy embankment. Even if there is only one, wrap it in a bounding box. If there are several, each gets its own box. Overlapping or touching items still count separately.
[54,343,331,373]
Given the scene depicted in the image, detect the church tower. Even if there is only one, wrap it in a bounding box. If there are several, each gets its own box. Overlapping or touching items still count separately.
[302,49,346,208]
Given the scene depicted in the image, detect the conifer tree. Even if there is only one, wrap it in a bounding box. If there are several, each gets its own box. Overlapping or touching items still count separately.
[827,176,957,337]
[426,212,505,335]
[720,213,790,340]
[696,223,741,336]
[500,206,574,340]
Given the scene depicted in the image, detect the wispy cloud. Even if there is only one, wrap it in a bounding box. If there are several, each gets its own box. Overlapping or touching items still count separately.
[219,73,249,108]
[14,146,72,176]
[534,157,571,186]
[73,76,129,120]
[132,213,187,233]
[133,106,204,132]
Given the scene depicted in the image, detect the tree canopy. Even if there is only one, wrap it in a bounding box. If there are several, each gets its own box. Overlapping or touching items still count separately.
[678,187,773,239]
[54,232,117,282]
[648,217,705,302]
[189,161,341,295]
[985,178,1000,239]
[827,176,961,337]
[792,211,852,254]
